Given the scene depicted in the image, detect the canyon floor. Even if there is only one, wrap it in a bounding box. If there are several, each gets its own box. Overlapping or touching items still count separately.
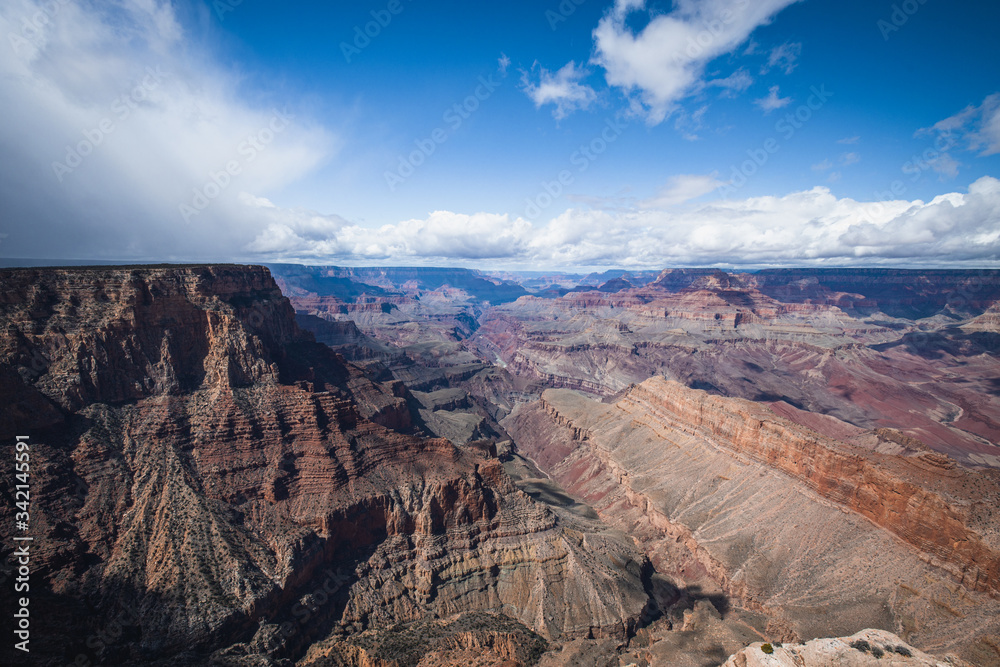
[2,265,999,666]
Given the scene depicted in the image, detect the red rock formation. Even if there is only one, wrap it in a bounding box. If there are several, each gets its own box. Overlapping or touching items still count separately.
[620,379,1000,596]
[473,274,1000,463]
[0,265,647,665]
[503,379,1000,663]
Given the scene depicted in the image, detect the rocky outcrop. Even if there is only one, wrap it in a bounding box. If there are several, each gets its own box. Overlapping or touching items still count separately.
[0,266,647,666]
[503,379,1000,664]
[296,612,548,667]
[722,629,970,667]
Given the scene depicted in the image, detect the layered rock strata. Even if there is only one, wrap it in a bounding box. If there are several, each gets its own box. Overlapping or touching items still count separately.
[0,266,647,666]
[474,272,1000,463]
[503,378,1000,665]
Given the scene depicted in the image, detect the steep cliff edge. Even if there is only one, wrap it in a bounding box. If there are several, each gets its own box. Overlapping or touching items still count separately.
[503,379,1000,665]
[0,266,647,666]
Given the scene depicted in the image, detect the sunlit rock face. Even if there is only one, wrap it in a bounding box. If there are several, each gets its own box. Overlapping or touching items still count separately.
[503,378,1000,663]
[722,629,971,667]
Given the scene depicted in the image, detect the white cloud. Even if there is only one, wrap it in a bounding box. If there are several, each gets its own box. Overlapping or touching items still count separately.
[520,61,597,121]
[921,93,1000,156]
[673,104,709,140]
[244,177,1000,268]
[929,153,960,179]
[762,42,802,75]
[707,68,754,96]
[591,0,801,124]
[498,53,511,75]
[812,159,833,171]
[840,152,861,166]
[640,173,725,209]
[246,206,534,261]
[754,85,792,113]
[0,0,335,260]
[838,135,861,144]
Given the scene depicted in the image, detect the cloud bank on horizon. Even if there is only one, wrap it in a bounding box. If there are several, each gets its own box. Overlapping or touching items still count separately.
[0,0,998,270]
[245,176,1000,268]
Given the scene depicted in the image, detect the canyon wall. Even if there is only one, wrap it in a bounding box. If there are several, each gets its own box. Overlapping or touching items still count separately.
[503,378,1000,665]
[473,272,1000,463]
[0,266,647,666]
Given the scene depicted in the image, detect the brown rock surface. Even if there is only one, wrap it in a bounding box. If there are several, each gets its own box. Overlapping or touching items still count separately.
[473,271,1000,464]
[0,266,647,666]
[502,379,1000,664]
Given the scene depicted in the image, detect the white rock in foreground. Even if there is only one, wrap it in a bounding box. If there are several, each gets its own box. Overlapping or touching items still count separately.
[722,629,970,667]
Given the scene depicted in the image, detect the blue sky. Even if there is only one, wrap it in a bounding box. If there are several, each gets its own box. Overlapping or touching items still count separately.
[1,0,999,269]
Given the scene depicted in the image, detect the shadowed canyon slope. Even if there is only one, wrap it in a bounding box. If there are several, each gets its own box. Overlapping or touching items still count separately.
[0,266,648,666]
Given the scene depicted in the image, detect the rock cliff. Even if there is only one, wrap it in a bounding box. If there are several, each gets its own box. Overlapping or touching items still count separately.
[0,265,647,666]
[503,378,1000,665]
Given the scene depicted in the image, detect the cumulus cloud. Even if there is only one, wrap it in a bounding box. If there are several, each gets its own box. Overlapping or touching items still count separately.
[520,61,597,121]
[245,202,534,262]
[920,93,1000,156]
[754,85,792,113]
[0,0,335,261]
[590,0,801,124]
[243,177,1000,268]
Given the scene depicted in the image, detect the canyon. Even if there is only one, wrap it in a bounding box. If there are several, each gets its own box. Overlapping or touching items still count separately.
[2,264,999,666]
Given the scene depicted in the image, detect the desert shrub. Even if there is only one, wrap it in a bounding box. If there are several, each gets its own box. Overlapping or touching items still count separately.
[851,639,872,653]
[761,643,774,655]
[871,645,884,659]
[892,645,912,657]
